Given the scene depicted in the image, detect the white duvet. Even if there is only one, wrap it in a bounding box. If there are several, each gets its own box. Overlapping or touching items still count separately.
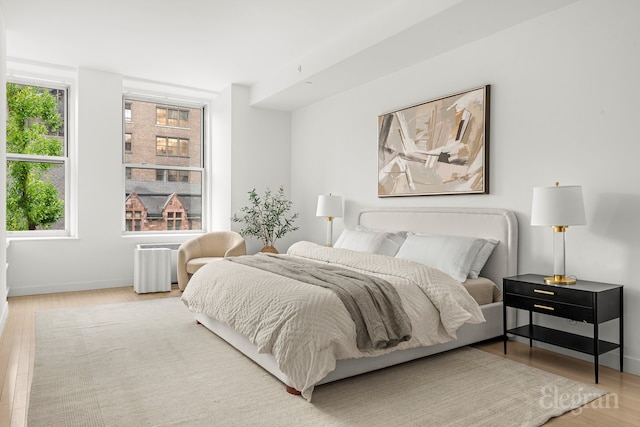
[181,241,485,401]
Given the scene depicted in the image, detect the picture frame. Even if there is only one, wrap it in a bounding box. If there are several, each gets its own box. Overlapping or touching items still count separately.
[377,85,490,197]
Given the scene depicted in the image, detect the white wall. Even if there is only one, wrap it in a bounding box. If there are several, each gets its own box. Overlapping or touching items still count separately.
[290,0,640,374]
[210,85,234,231]
[223,85,295,254]
[0,9,9,332]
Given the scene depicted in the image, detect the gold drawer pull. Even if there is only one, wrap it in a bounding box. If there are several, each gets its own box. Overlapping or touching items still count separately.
[534,304,555,311]
[534,289,555,296]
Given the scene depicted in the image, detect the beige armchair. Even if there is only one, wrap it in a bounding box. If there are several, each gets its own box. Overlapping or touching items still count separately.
[177,231,246,291]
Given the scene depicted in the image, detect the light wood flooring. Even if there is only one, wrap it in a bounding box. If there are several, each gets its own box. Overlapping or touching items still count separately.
[0,287,638,426]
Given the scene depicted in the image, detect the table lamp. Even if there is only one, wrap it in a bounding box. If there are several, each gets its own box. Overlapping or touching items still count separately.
[316,194,342,247]
[531,182,586,284]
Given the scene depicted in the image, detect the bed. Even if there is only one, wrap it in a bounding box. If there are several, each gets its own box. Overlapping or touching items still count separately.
[181,207,518,401]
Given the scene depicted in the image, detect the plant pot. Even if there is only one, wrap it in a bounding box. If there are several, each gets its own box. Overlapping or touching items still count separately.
[260,246,279,254]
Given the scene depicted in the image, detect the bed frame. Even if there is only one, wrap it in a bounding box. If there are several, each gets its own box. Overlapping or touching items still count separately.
[195,207,518,394]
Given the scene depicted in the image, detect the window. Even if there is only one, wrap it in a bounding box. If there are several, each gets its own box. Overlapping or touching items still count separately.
[168,170,189,182]
[179,110,188,127]
[125,133,132,152]
[125,209,143,231]
[125,103,132,122]
[166,211,183,230]
[156,106,189,127]
[156,136,188,157]
[123,97,204,232]
[156,169,189,182]
[6,81,69,233]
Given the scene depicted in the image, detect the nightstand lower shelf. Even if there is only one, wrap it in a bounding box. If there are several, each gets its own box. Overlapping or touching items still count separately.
[507,325,620,356]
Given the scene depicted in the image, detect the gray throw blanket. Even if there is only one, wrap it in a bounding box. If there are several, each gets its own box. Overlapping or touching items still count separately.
[226,254,412,350]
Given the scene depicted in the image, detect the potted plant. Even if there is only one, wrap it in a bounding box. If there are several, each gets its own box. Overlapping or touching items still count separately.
[231,186,299,253]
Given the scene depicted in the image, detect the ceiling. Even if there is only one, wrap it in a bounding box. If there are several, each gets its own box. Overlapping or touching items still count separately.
[0,0,577,110]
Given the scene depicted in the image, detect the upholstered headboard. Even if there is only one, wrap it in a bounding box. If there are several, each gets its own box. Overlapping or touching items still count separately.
[357,207,518,288]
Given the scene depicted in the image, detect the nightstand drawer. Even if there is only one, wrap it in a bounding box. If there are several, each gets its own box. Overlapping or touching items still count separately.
[504,280,592,306]
[505,294,594,323]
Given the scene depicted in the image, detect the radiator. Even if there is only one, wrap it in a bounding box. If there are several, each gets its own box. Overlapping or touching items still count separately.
[134,243,180,293]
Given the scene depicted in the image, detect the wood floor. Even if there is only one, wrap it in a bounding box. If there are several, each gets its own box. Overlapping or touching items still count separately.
[0,287,638,426]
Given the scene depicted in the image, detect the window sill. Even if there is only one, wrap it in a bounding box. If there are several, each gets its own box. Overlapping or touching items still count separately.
[121,231,204,239]
[7,234,78,242]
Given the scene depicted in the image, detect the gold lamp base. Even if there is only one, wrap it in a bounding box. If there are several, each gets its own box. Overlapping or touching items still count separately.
[544,275,577,285]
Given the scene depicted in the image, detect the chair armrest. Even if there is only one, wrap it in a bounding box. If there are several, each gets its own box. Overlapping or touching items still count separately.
[224,240,246,257]
[177,238,204,291]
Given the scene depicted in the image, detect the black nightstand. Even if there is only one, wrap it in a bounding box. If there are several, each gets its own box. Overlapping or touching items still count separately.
[503,274,623,383]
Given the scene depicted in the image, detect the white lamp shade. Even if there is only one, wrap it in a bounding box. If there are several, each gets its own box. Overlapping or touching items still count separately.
[531,185,586,226]
[316,195,343,218]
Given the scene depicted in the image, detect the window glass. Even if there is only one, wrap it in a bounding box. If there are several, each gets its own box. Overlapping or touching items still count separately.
[156,107,167,125]
[125,133,132,152]
[124,167,202,232]
[6,82,68,232]
[156,137,166,155]
[168,109,178,127]
[167,137,178,155]
[124,97,204,232]
[125,103,132,122]
[179,138,189,156]
[179,110,189,127]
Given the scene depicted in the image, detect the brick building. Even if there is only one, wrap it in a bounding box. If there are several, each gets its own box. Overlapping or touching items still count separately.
[124,99,203,231]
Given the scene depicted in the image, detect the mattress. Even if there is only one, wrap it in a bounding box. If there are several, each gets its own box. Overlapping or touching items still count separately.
[463,277,502,305]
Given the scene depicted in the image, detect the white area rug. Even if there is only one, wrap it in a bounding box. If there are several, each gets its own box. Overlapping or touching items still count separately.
[28,297,605,426]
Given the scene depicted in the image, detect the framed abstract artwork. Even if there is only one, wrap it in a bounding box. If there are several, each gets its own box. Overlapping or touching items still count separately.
[378,85,490,197]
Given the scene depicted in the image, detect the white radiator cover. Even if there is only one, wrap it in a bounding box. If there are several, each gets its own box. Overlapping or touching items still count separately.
[134,243,180,293]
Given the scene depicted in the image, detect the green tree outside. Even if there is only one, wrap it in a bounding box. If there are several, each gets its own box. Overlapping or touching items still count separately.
[6,83,65,230]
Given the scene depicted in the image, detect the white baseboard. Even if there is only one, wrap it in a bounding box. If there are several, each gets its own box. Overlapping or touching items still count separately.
[0,299,9,338]
[621,353,640,377]
[7,278,133,297]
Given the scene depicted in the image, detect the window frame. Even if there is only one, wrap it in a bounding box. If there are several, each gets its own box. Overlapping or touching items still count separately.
[6,76,74,238]
[122,93,206,235]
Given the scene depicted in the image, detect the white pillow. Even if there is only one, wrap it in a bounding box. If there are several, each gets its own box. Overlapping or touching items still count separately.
[468,239,498,279]
[381,235,406,256]
[395,234,486,282]
[334,229,390,254]
[355,226,407,256]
